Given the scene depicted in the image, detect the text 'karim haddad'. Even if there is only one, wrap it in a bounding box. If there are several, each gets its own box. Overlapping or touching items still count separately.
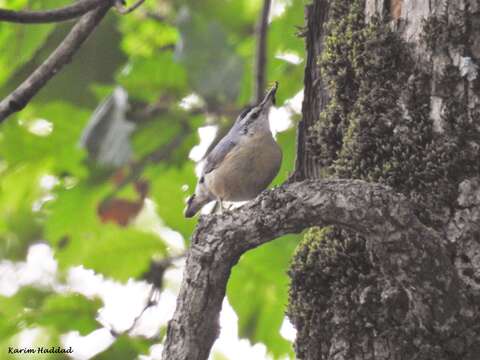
[8,346,74,354]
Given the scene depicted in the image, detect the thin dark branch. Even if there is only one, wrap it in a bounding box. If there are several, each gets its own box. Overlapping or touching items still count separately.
[127,95,175,123]
[161,179,467,360]
[115,0,145,15]
[115,253,185,336]
[128,94,210,124]
[142,10,167,23]
[125,285,158,333]
[0,0,111,24]
[143,254,186,288]
[110,285,159,337]
[253,0,271,104]
[0,4,112,122]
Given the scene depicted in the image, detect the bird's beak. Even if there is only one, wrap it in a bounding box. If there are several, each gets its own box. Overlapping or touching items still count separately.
[260,81,278,107]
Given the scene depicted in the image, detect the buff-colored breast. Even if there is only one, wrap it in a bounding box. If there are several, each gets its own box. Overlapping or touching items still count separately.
[204,133,282,202]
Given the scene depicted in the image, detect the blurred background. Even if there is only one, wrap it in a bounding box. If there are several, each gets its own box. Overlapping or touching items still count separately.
[0,0,306,358]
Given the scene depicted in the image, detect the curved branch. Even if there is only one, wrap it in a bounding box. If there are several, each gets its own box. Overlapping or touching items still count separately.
[0,0,110,24]
[0,4,112,122]
[162,179,467,360]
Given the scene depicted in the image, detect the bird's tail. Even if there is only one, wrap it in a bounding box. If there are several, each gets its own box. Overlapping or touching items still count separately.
[184,194,209,218]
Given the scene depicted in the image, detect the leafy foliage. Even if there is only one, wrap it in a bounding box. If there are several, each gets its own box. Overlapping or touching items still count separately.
[0,0,306,358]
[228,235,298,358]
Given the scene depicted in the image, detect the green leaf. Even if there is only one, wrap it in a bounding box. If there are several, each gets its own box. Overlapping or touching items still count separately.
[119,9,179,58]
[145,163,196,240]
[0,290,100,341]
[227,235,298,358]
[0,164,44,259]
[0,287,51,340]
[0,0,88,92]
[268,60,304,105]
[183,0,260,37]
[131,116,185,159]
[45,183,167,280]
[176,12,244,104]
[272,127,297,186]
[269,0,306,54]
[35,294,101,335]
[94,335,152,360]
[267,0,306,104]
[0,102,89,178]
[117,53,187,102]
[234,0,305,105]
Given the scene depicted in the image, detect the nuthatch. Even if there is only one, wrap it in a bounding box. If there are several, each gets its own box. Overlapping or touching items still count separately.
[185,82,282,217]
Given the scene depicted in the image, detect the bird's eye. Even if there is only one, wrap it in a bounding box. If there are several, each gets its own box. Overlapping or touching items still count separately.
[251,111,259,119]
[239,106,253,120]
[199,176,205,184]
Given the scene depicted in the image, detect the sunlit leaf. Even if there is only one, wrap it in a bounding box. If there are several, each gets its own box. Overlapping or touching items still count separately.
[0,102,89,177]
[119,15,178,58]
[228,235,298,358]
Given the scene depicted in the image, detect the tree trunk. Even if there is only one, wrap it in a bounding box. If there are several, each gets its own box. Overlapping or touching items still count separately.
[289,0,480,359]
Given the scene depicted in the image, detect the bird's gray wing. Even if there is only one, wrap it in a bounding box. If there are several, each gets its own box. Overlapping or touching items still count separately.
[202,136,237,175]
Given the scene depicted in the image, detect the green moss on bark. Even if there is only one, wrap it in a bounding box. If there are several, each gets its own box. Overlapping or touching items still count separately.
[308,0,366,169]
[306,0,479,225]
[288,227,434,359]
[289,0,480,357]
[288,227,377,359]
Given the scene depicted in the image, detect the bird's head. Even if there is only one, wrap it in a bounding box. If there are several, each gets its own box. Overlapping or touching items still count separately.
[234,81,278,134]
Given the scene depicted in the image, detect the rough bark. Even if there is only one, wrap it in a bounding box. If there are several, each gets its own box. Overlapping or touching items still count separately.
[294,0,330,180]
[162,0,480,359]
[288,0,480,359]
[162,179,464,360]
